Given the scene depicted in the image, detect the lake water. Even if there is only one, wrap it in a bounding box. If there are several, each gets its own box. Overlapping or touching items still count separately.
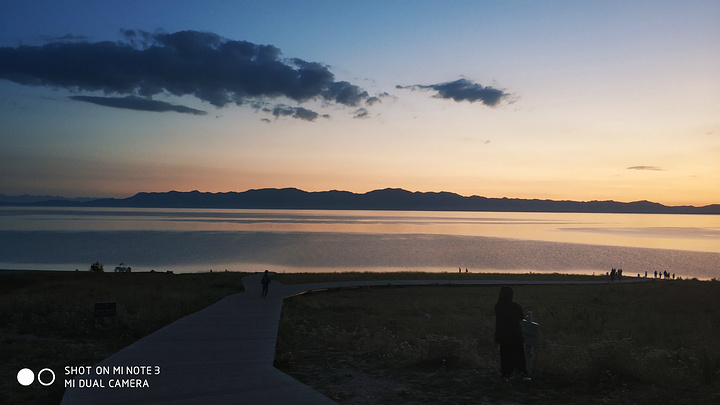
[1,207,718,279]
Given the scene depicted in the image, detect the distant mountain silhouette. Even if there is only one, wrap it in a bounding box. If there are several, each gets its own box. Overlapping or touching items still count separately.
[0,194,94,205]
[9,187,709,214]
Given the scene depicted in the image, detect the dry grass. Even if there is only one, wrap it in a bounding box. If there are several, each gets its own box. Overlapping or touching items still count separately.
[4,270,717,404]
[0,270,246,405]
[276,279,720,404]
[274,270,600,284]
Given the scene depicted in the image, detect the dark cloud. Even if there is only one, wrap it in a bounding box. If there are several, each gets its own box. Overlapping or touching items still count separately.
[397,78,509,107]
[323,81,368,107]
[353,108,370,119]
[627,166,664,171]
[41,33,89,43]
[0,29,371,115]
[70,95,207,115]
[272,105,320,121]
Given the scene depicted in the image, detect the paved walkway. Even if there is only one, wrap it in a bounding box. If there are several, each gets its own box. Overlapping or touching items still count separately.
[61,274,639,404]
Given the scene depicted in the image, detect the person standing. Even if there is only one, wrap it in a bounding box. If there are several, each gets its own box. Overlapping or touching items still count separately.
[494,286,528,380]
[261,270,271,298]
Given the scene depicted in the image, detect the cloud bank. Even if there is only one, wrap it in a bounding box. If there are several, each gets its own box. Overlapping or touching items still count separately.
[70,95,207,115]
[397,78,509,107]
[271,105,321,122]
[627,166,664,171]
[0,29,375,120]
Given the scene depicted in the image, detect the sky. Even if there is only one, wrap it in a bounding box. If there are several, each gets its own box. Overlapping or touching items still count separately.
[0,1,718,206]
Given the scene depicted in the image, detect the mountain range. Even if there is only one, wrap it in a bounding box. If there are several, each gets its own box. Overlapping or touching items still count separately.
[2,188,718,214]
[0,194,95,204]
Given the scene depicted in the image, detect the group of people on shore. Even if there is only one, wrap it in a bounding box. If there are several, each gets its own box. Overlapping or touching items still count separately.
[653,270,675,279]
[605,268,678,281]
[607,268,623,282]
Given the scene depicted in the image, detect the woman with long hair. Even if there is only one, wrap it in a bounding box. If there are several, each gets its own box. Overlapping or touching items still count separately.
[494,286,527,379]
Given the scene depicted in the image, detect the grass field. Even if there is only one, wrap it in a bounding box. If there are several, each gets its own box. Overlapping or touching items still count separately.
[3,270,718,404]
[0,270,246,405]
[275,277,720,404]
[273,271,601,284]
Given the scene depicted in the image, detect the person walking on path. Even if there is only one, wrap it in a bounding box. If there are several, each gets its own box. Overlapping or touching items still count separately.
[494,286,528,380]
[261,270,271,298]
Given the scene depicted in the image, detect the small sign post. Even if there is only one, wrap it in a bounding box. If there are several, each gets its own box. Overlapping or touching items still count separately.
[94,302,117,328]
[94,302,116,317]
[521,311,540,376]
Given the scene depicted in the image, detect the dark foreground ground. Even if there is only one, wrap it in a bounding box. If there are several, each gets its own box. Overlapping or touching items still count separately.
[275,277,720,404]
[3,271,718,404]
[0,270,246,405]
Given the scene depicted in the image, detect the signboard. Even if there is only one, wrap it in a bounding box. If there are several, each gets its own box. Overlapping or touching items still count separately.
[94,302,117,317]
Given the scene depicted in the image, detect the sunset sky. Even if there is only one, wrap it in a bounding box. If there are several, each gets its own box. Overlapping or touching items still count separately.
[1,1,718,206]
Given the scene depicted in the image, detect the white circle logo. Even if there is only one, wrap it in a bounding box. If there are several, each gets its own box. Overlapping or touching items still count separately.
[17,368,34,386]
[38,368,56,386]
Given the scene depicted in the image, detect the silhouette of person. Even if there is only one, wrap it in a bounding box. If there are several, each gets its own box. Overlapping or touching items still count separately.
[494,286,527,379]
[261,270,271,298]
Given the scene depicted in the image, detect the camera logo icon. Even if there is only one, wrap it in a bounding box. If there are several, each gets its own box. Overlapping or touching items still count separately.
[17,368,56,386]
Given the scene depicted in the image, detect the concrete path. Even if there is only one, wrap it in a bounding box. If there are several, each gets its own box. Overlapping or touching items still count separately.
[61,274,640,404]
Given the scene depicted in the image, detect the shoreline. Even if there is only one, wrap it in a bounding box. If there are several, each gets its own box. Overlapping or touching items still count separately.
[0,267,696,282]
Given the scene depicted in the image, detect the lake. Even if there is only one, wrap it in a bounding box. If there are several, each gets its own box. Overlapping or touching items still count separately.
[1,207,718,279]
